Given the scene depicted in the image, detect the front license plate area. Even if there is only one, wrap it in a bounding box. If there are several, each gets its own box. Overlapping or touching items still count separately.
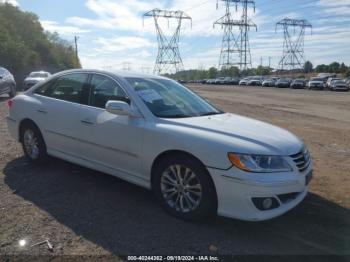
[305,171,313,186]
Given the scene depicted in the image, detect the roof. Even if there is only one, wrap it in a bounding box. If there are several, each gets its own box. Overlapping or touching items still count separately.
[55,68,167,80]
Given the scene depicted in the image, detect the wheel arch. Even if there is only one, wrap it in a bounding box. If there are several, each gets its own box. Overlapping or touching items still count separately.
[150,149,218,204]
[18,118,41,143]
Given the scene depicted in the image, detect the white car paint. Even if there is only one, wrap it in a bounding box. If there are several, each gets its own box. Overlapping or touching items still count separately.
[7,69,312,221]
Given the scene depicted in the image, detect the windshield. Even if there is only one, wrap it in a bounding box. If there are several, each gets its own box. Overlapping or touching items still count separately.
[30,72,49,78]
[126,77,223,118]
[334,80,345,84]
[311,78,323,81]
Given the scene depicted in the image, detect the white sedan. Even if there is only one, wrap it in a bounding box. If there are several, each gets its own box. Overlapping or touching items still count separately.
[6,70,313,221]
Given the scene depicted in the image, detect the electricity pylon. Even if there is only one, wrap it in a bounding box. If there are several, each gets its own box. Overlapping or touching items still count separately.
[214,0,257,70]
[276,18,312,70]
[143,9,192,75]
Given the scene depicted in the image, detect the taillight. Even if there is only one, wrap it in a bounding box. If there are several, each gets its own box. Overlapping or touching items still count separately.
[7,99,13,109]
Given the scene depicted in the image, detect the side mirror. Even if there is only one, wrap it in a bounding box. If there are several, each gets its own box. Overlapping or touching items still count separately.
[106,101,140,117]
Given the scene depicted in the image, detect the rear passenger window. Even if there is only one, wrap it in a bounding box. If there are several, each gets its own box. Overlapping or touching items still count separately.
[34,81,53,96]
[90,74,130,109]
[48,74,89,104]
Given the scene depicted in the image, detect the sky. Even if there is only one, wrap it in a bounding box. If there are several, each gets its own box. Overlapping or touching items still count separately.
[2,0,350,72]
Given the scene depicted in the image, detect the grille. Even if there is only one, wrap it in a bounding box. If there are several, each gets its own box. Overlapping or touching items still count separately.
[290,148,311,172]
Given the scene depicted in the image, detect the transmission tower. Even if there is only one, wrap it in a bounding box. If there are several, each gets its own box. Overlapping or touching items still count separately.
[276,18,312,70]
[214,0,257,70]
[143,9,192,75]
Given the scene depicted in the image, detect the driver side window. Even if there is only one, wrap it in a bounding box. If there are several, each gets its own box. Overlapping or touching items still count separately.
[90,74,130,109]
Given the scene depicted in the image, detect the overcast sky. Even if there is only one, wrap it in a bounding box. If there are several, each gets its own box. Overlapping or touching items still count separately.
[3,0,350,72]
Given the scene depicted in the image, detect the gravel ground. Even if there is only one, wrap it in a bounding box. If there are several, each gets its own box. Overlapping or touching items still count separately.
[0,86,349,258]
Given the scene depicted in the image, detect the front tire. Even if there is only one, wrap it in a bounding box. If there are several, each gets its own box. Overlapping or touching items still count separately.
[153,155,217,221]
[20,122,48,163]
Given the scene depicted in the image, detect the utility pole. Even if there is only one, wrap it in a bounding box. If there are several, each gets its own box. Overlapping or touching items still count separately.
[214,0,257,71]
[268,56,272,68]
[276,18,312,70]
[74,36,79,60]
[143,9,192,75]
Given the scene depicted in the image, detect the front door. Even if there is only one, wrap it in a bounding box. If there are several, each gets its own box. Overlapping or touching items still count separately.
[79,73,145,180]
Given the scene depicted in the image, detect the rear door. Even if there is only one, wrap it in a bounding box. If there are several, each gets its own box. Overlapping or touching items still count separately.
[32,73,90,157]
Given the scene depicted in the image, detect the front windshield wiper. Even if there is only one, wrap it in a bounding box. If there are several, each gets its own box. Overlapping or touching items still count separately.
[159,114,193,119]
[199,112,223,116]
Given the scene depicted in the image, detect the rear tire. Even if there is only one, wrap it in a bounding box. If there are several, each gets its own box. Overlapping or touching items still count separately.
[20,122,48,164]
[153,154,217,221]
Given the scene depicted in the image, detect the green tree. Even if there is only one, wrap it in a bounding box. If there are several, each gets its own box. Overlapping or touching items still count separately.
[208,67,218,79]
[315,64,329,73]
[304,61,313,73]
[345,68,350,78]
[256,66,271,76]
[339,63,348,74]
[329,62,340,73]
[0,3,81,86]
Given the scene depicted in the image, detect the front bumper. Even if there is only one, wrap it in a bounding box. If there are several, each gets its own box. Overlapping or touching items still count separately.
[208,162,312,221]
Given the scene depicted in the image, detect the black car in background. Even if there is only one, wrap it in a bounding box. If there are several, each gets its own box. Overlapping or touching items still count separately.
[276,78,292,88]
[0,67,16,97]
[290,79,306,89]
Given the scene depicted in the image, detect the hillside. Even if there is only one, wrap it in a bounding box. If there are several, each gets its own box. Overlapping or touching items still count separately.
[0,3,81,84]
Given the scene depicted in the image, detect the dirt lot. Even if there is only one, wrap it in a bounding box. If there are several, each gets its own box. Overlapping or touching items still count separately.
[0,86,349,257]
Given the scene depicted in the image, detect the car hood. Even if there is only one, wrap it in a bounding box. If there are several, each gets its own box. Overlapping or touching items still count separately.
[24,77,46,82]
[163,113,303,156]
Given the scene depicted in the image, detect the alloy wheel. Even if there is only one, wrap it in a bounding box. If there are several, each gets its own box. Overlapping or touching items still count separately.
[160,164,202,213]
[23,129,40,159]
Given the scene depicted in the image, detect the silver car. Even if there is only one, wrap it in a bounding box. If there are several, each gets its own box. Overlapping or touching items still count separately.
[23,71,51,90]
[330,80,349,91]
[0,67,16,97]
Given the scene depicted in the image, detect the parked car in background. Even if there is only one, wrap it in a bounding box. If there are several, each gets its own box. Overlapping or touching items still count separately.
[346,78,350,87]
[290,79,306,89]
[262,78,276,87]
[307,77,325,90]
[23,71,51,90]
[247,77,263,86]
[330,80,349,91]
[0,67,16,97]
[276,78,292,88]
[326,78,341,89]
[206,79,216,84]
[214,77,226,85]
[230,77,240,85]
[239,78,249,86]
[6,69,313,221]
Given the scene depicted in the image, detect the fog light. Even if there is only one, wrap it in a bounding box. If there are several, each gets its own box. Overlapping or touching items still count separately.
[252,197,279,211]
[262,198,273,209]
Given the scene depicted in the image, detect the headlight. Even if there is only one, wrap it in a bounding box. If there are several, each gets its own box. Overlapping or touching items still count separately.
[228,153,292,173]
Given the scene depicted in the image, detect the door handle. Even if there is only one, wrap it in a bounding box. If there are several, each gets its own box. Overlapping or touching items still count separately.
[37,108,47,114]
[81,119,94,125]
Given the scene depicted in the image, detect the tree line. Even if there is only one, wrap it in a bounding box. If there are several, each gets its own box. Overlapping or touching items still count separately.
[0,3,81,84]
[165,61,350,81]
